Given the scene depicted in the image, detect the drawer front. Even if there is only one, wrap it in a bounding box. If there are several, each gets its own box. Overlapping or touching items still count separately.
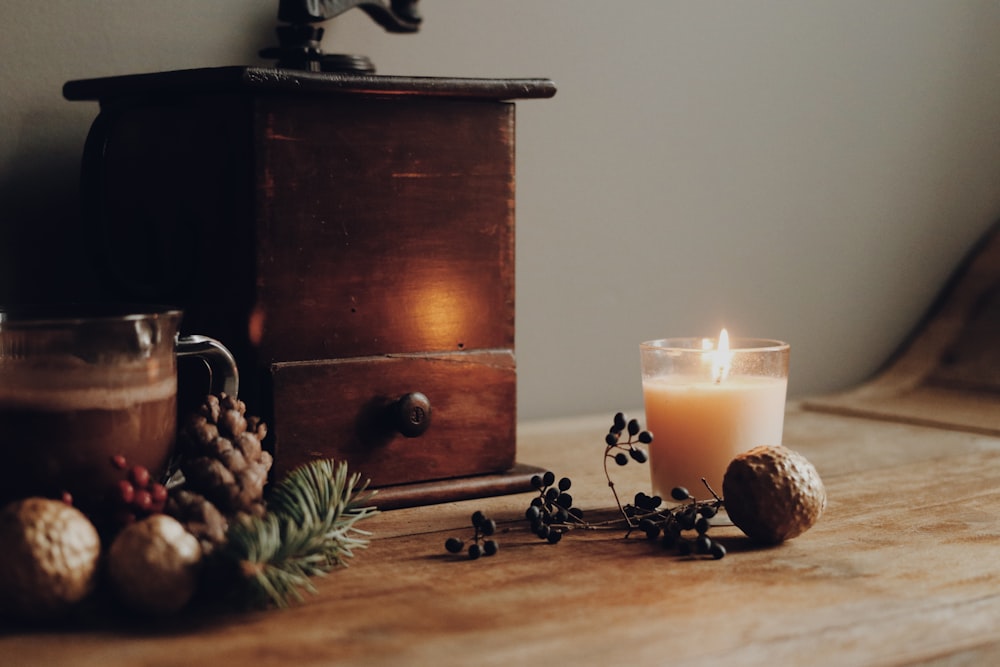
[255,96,516,363]
[270,350,516,487]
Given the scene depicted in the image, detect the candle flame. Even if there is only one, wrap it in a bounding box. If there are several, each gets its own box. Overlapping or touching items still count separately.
[712,328,732,384]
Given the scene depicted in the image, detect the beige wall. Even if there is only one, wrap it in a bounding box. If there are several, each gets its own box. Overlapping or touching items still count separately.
[2,0,999,419]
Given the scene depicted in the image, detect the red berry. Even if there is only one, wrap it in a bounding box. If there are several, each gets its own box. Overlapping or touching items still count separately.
[118,480,135,504]
[110,454,128,470]
[150,483,168,505]
[134,489,153,512]
[149,484,168,512]
[129,465,151,489]
[60,491,74,506]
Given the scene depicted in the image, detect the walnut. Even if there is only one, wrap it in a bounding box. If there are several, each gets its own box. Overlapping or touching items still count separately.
[723,445,826,545]
[0,498,101,619]
[107,514,202,615]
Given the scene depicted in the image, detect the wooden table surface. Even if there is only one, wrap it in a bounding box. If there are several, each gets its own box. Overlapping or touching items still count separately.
[4,401,1000,666]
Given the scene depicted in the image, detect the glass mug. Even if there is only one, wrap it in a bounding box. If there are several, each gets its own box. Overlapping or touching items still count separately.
[0,305,237,513]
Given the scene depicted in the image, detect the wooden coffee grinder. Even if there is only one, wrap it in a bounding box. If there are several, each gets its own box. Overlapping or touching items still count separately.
[64,0,556,508]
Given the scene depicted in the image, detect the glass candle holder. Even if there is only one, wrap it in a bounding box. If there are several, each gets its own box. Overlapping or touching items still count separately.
[639,332,789,499]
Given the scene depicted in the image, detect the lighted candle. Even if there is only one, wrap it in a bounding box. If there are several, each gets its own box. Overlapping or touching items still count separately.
[639,331,789,498]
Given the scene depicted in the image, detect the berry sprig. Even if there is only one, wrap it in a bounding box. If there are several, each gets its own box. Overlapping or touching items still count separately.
[108,454,168,527]
[524,471,584,544]
[444,511,500,560]
[633,485,727,559]
[603,412,653,520]
[516,413,728,559]
[605,412,652,466]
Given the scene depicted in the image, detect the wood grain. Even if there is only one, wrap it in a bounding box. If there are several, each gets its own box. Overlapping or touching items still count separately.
[4,404,1000,666]
[254,95,516,362]
[270,351,517,484]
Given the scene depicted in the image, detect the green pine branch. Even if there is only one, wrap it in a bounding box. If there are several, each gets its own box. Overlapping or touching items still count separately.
[220,459,379,608]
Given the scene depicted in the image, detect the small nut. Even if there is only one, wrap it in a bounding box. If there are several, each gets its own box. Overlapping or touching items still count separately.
[723,445,826,545]
[107,514,202,615]
[0,498,101,620]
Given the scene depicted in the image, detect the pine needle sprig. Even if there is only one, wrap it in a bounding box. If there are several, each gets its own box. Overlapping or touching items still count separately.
[220,459,379,608]
[269,458,377,535]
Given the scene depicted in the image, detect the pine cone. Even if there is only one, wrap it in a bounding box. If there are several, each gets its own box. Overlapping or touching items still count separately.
[168,394,273,552]
[164,489,228,556]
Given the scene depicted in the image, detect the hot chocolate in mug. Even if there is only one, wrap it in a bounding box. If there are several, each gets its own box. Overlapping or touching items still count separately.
[0,305,237,513]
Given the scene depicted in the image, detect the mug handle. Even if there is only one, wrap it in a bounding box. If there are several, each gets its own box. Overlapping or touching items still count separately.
[176,335,240,398]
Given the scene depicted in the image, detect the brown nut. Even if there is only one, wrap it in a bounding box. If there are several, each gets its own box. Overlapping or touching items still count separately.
[723,445,826,545]
[107,514,202,615]
[0,498,101,619]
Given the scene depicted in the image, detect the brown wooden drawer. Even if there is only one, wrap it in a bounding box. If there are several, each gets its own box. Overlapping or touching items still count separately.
[269,350,516,486]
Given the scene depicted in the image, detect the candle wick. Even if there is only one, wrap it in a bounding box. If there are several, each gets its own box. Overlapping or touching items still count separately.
[713,365,725,384]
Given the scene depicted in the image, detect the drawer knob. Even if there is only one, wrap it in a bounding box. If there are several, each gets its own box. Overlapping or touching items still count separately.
[392,392,432,437]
